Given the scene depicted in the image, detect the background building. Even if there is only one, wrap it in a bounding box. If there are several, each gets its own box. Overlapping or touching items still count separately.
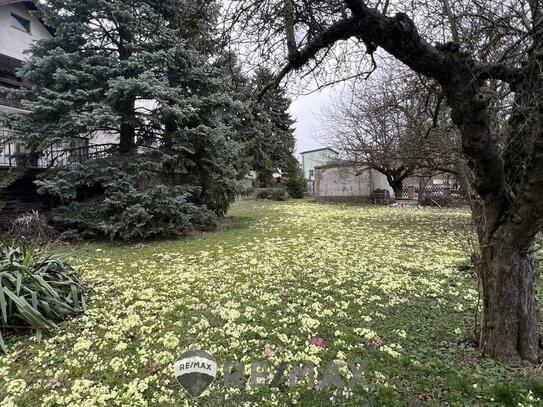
[0,0,53,167]
[314,162,394,202]
[299,147,339,180]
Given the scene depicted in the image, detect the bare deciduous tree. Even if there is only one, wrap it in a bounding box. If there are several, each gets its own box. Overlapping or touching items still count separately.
[226,0,543,366]
[321,66,459,197]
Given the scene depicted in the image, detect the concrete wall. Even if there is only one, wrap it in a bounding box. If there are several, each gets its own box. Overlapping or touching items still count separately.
[300,149,339,180]
[314,165,394,200]
[0,2,52,62]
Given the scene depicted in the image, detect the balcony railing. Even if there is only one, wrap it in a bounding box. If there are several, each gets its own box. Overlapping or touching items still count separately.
[0,72,28,111]
[0,143,118,168]
[0,91,25,110]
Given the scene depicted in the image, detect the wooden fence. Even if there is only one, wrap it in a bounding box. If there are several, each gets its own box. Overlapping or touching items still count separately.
[398,185,463,200]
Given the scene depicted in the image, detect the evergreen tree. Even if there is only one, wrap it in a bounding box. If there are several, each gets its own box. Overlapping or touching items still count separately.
[218,60,297,188]
[4,0,240,240]
[252,67,296,179]
[214,51,256,183]
[285,156,306,199]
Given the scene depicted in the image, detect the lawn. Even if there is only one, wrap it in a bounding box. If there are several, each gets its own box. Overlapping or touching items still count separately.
[0,200,542,406]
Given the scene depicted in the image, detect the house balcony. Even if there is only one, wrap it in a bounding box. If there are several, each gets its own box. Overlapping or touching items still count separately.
[0,90,25,111]
[1,132,118,169]
[0,61,30,111]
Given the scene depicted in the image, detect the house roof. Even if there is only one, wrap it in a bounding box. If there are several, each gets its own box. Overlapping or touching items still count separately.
[299,147,339,155]
[314,160,367,170]
[0,1,35,8]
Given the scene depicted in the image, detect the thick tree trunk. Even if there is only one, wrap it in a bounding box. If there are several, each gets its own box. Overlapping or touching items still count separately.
[479,233,540,366]
[118,25,136,156]
[119,99,136,155]
[387,178,404,199]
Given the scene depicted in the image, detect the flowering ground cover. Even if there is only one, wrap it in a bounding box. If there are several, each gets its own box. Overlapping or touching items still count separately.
[1,200,542,406]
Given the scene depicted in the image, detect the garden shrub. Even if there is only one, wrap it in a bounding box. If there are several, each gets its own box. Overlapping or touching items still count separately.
[238,186,255,198]
[286,175,306,198]
[255,188,272,200]
[271,188,289,201]
[0,242,86,352]
[256,188,289,201]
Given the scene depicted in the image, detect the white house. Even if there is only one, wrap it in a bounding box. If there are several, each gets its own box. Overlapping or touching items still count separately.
[299,147,339,180]
[0,0,53,167]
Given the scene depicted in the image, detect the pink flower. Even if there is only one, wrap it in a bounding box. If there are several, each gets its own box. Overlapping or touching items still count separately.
[263,344,275,357]
[371,336,383,348]
[309,337,326,348]
[148,362,159,374]
[46,378,62,389]
[315,379,324,391]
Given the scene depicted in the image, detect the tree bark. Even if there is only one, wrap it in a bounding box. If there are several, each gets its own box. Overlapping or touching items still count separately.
[479,232,540,366]
[388,178,404,199]
[117,20,136,156]
[119,98,136,155]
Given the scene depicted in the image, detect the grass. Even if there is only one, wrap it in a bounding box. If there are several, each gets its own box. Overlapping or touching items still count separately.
[0,200,542,406]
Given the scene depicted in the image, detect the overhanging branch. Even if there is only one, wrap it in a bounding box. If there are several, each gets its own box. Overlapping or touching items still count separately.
[474,63,524,85]
[259,16,361,98]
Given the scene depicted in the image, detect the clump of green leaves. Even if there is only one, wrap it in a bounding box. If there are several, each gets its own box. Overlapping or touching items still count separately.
[0,242,86,352]
[285,157,306,199]
[256,188,289,201]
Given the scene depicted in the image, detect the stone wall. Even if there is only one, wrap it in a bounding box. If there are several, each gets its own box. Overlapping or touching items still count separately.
[314,165,394,201]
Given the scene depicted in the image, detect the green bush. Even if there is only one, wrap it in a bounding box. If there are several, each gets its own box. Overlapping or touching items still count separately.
[255,188,272,200]
[286,175,306,198]
[271,188,289,201]
[0,243,86,352]
[238,186,255,198]
[256,188,289,201]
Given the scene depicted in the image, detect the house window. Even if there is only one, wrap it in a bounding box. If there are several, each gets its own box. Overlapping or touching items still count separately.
[11,14,31,34]
[309,170,314,178]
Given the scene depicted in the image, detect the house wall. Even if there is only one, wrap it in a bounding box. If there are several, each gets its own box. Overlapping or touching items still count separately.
[314,165,394,201]
[0,2,52,62]
[0,2,52,167]
[300,149,339,179]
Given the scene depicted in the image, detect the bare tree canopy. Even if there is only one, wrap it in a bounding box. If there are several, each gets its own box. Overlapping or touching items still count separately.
[225,0,543,366]
[320,63,459,196]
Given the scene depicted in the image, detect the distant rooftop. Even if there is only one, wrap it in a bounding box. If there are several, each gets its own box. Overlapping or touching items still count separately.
[299,147,339,155]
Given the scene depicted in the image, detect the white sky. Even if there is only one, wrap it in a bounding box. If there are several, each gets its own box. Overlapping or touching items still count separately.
[288,78,361,158]
[289,85,341,157]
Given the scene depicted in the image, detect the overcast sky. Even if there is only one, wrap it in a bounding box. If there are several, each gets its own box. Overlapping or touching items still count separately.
[288,79,360,159]
[289,85,342,157]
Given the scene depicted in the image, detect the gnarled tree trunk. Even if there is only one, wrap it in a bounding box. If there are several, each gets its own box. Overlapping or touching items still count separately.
[388,178,404,199]
[478,230,539,366]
